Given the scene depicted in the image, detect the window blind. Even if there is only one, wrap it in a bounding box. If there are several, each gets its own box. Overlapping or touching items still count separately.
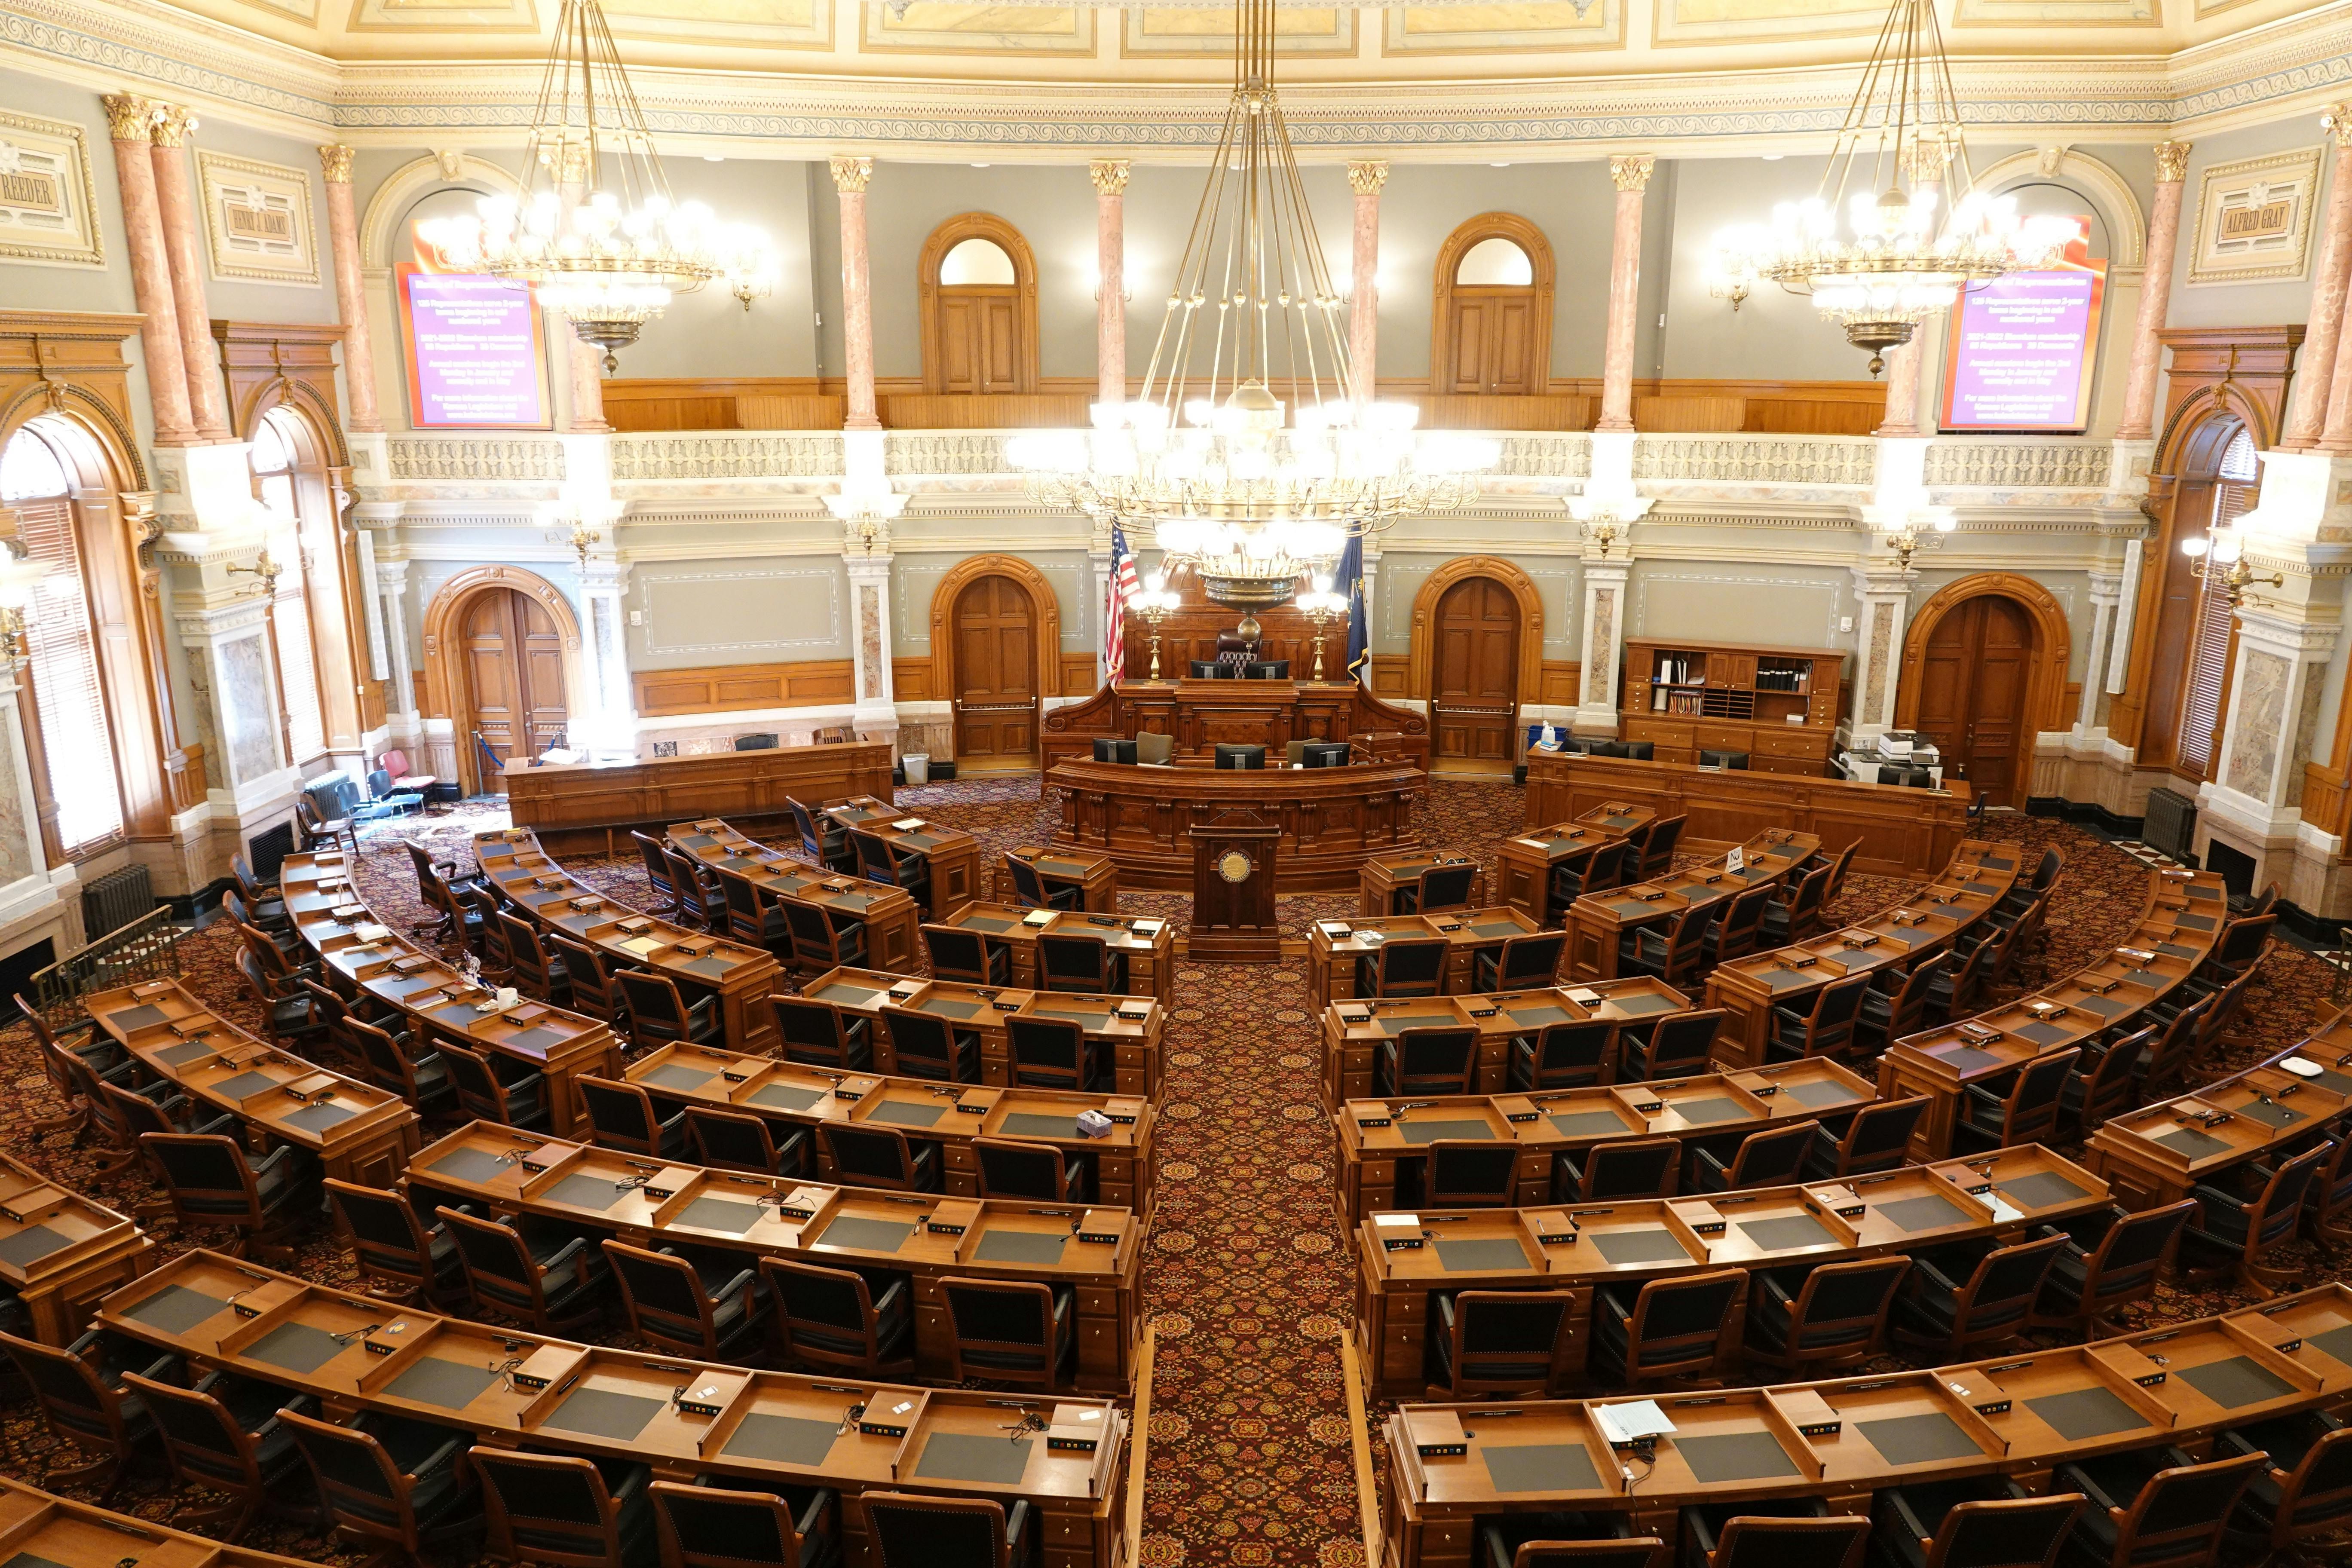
[2177,478,2253,781]
[12,496,126,854]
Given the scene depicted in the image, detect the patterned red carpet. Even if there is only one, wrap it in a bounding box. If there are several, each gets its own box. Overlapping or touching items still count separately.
[0,780,2337,1565]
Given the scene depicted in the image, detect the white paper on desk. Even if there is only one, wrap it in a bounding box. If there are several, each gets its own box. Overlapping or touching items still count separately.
[1726,845,1746,874]
[1989,1197,2024,1224]
[2282,1057,2324,1079]
[1595,1401,1678,1445]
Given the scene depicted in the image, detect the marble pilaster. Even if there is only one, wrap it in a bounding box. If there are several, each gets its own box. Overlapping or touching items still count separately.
[1573,545,1629,736]
[1348,160,1387,403]
[1091,160,1128,410]
[317,146,384,434]
[100,95,194,447]
[1845,563,1919,747]
[1595,155,1654,434]
[1875,147,1944,438]
[833,157,880,432]
[2198,605,2339,891]
[147,105,231,442]
[2116,142,2193,443]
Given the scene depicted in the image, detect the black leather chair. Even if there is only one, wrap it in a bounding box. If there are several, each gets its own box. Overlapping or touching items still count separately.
[578,1075,690,1160]
[2049,1448,2263,1568]
[472,1447,656,1568]
[1866,1486,2078,1568]
[2180,1140,2329,1296]
[974,1136,1089,1203]
[651,1480,842,1568]
[1763,971,1873,1063]
[1006,857,1084,912]
[438,1205,612,1335]
[1619,1009,1724,1081]
[686,1105,808,1177]
[1426,1142,1522,1208]
[1357,937,1449,999]
[865,1491,1036,1568]
[819,1123,942,1192]
[1395,862,1479,915]
[127,1369,319,1542]
[279,1407,481,1564]
[1802,1096,1926,1179]
[1679,1507,1867,1568]
[1510,1019,1615,1091]
[772,994,873,1071]
[612,970,724,1050]
[1038,931,1128,994]
[1890,1231,2067,1357]
[1589,1268,1744,1390]
[1477,932,1568,992]
[1381,1025,1478,1097]
[1006,1014,1103,1092]
[1741,1255,1909,1377]
[604,1238,770,1362]
[760,1256,915,1378]
[1688,1120,1816,1193]
[925,922,1011,985]
[2218,1412,2352,1562]
[2032,1200,2193,1335]
[326,1177,466,1308]
[1555,1137,1678,1203]
[1950,1050,2077,1155]
[942,1277,1076,1390]
[1429,1290,1574,1398]
[879,1004,982,1083]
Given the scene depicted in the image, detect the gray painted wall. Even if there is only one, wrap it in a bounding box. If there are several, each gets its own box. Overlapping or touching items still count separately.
[2165,118,2338,331]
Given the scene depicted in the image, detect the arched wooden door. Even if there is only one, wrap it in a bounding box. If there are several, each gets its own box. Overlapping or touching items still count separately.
[459,587,569,793]
[1914,595,2034,806]
[1430,576,1521,772]
[952,574,1038,770]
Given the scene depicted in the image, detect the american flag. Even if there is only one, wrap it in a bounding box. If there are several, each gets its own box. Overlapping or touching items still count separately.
[1105,521,1140,684]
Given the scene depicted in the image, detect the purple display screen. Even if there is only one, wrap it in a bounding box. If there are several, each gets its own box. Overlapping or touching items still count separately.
[1941,253,2107,433]
[399,266,548,429]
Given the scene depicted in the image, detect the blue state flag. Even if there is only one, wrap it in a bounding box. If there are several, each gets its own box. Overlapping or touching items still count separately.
[1335,533,1369,685]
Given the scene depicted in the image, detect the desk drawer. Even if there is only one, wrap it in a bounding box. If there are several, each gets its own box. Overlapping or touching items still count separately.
[1753,724,1822,759]
[1624,719,1694,750]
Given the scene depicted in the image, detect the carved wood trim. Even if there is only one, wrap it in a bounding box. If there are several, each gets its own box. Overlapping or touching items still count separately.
[417,566,586,786]
[1428,212,1556,396]
[1892,572,2075,772]
[916,212,1041,397]
[1405,554,1545,709]
[926,553,1064,704]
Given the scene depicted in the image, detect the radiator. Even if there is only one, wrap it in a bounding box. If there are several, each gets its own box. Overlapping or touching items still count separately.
[248,820,297,882]
[2143,788,2197,864]
[79,864,155,941]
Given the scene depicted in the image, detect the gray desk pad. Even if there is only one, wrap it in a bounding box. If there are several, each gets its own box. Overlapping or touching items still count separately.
[974,1230,1069,1265]
[1666,1097,1745,1125]
[999,1113,1083,1139]
[750,1085,826,1112]
[430,1146,510,1185]
[1552,1112,1635,1137]
[867,1102,948,1129]
[109,1004,170,1030]
[818,1217,914,1253]
[1607,898,1671,917]
[1934,1047,2003,1075]
[2177,1355,2297,1409]
[815,983,886,1007]
[1484,1443,1602,1494]
[2309,1324,2352,1369]
[677,1197,766,1235]
[2121,969,2167,987]
[1753,968,1821,993]
[1962,881,2001,896]
[916,1432,1034,1485]
[386,1355,503,1410]
[1999,1171,2091,1209]
[641,1063,717,1091]
[2072,995,2129,1019]
[545,1386,664,1442]
[1592,1228,1691,1266]
[285,1102,360,1136]
[1471,921,1525,937]
[1737,1215,1838,1251]
[681,958,735,980]
[962,913,1020,934]
[1374,1016,1430,1037]
[249,1321,349,1375]
[2011,1021,2073,1047]
[546,1174,631,1211]
[1677,1430,1801,1483]
[210,1071,280,1102]
[2238,1099,2303,1129]
[499,1027,567,1054]
[2307,1066,2352,1096]
[724,1412,840,1466]
[2154,1127,2233,1161]
[1608,994,1681,1018]
[0,1225,70,1269]
[1507,1006,1574,1028]
[122,1284,228,1334]
[1033,1007,1113,1027]
[2154,943,2202,961]
[677,834,716,848]
[5,1553,71,1568]
[1859,1411,1984,1466]
[1878,1194,1971,1233]
[2174,913,2218,932]
[158,1039,220,1068]
[1878,927,1935,949]
[1732,865,1773,882]
[1400,1120,1496,1145]
[2188,884,2222,900]
[2028,1386,2148,1441]
[1785,1080,1857,1109]
[921,998,986,1020]
[1435,1237,1532,1273]
[1979,856,2016,871]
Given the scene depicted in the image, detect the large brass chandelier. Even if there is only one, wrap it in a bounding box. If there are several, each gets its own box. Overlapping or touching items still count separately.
[1708,0,2075,375]
[1006,0,1493,602]
[420,0,775,371]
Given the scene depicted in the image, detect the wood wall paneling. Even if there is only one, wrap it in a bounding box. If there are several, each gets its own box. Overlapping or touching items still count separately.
[632,659,859,718]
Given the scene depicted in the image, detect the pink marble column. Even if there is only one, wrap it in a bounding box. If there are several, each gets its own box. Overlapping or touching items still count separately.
[2285,111,2352,449]
[2116,141,2193,442]
[1596,154,1654,434]
[1348,159,1387,405]
[833,156,879,432]
[2321,262,2352,453]
[101,94,195,446]
[147,104,230,441]
[1091,159,1129,409]
[316,146,383,433]
[1876,148,1945,437]
[553,149,610,433]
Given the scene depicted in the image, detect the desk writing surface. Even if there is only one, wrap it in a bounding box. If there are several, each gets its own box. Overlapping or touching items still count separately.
[2153,1127,2233,1161]
[2175,1355,2299,1411]
[119,1283,230,1335]
[1551,1111,1638,1137]
[1399,1120,1500,1145]
[1590,1228,1693,1267]
[249,1321,351,1376]
[1434,1237,1532,1273]
[677,1197,766,1235]
[726,1413,841,1467]
[974,1230,1070,1266]
[387,1357,504,1410]
[2025,1385,2149,1442]
[1734,1214,1839,1252]
[819,1217,915,1253]
[1483,1444,1603,1494]
[1997,1170,2092,1210]
[1876,1194,1972,1233]
[866,1101,948,1129]
[546,1385,665,1442]
[1676,1430,1804,1484]
[918,1433,1035,1486]
[1781,1079,1857,1110]
[1857,1412,1987,1467]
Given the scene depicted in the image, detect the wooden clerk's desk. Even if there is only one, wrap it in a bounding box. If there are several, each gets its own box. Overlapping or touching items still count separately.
[999,846,1121,913]
[1560,830,1820,984]
[801,966,1167,1100]
[620,1040,1157,1213]
[823,797,984,918]
[662,818,923,972]
[1880,867,2230,1160]
[1318,980,1694,1109]
[1040,674,1432,770]
[1354,1143,2107,1398]
[100,1252,1129,1565]
[0,1149,150,1346]
[0,1476,315,1566]
[1493,807,1659,925]
[279,851,622,1135]
[1524,749,1972,878]
[503,739,895,854]
[1704,839,2023,1070]
[407,1122,1145,1391]
[476,829,785,1058]
[1306,907,1547,1012]
[86,983,420,1188]
[1360,851,1487,919]
[1382,1282,2352,1568]
[931,902,1178,1008]
[1045,755,1426,894]
[1332,1060,1877,1222]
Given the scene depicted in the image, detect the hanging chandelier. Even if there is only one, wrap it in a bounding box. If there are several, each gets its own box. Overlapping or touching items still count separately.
[420,0,775,371]
[1707,0,2076,376]
[1006,0,1493,597]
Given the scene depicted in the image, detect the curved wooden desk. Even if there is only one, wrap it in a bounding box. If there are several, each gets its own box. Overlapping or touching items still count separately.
[0,1476,312,1566]
[503,739,894,854]
[1561,829,1820,983]
[799,966,1166,1100]
[1318,980,1695,1110]
[662,818,924,972]
[0,1149,150,1347]
[1046,756,1426,893]
[1042,675,1431,771]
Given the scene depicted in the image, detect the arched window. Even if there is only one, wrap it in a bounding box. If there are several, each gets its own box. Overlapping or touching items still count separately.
[251,409,327,766]
[939,238,1015,286]
[918,214,1039,395]
[1432,215,1556,396]
[0,426,125,855]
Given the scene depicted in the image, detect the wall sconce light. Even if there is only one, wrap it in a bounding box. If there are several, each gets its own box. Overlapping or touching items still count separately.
[228,547,283,599]
[2182,526,2284,609]
[0,535,45,669]
[1708,270,1751,312]
[569,520,603,569]
[1581,514,1625,557]
[1885,514,1955,571]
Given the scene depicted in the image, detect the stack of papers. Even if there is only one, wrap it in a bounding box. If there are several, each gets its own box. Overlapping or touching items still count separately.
[1595,1400,1678,1445]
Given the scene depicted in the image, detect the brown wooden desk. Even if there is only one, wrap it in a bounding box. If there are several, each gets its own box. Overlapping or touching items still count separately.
[0,1150,150,1346]
[932,902,1177,1007]
[1381,1283,2352,1568]
[1332,1060,1876,1222]
[1525,749,1972,877]
[1562,830,1821,983]
[1305,908,1547,1012]
[1704,839,2022,1070]
[504,740,894,854]
[1354,1143,2107,1397]
[100,1251,1128,1565]
[476,829,785,1058]
[1046,756,1425,893]
[1360,851,1488,919]
[279,851,621,1135]
[1041,674,1431,770]
[999,846,1121,913]
[621,1041,1158,1213]
[87,983,419,1188]
[406,1121,1146,1391]
[1492,808,1659,925]
[800,967,1165,1100]
[1318,979,1693,1109]
[663,818,923,973]
[1880,867,2230,1159]
[824,796,983,918]
[0,1476,313,1566]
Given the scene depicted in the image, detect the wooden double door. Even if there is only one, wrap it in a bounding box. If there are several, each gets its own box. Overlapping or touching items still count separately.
[935,288,1021,395]
[1446,288,1542,395]
[1914,594,2032,807]
[1430,576,1521,772]
[952,574,1038,770]
[459,587,568,793]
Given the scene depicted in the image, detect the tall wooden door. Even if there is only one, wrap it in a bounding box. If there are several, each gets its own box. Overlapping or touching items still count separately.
[459,588,569,793]
[952,575,1038,770]
[1447,290,1539,395]
[1430,577,1520,772]
[1913,595,2034,806]
[937,290,1020,394]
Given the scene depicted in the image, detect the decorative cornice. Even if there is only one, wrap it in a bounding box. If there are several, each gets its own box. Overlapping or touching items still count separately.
[1088,158,1130,196]
[316,142,352,182]
[1347,159,1389,196]
[2154,139,2193,181]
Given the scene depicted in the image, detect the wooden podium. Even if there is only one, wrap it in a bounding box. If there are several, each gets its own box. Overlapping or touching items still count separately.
[1188,810,1281,963]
